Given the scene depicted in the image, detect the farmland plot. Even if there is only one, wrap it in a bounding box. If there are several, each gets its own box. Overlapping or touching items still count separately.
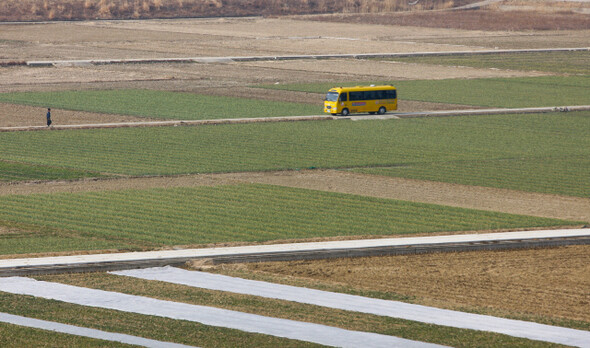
[0,90,321,120]
[0,184,576,255]
[261,75,590,108]
[0,7,588,348]
[0,113,588,197]
[204,245,590,329]
[392,51,590,75]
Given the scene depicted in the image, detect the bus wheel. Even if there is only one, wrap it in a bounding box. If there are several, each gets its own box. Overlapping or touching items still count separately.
[378,107,386,115]
[341,108,350,116]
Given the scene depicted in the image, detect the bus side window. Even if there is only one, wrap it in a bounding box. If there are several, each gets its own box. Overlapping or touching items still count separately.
[339,93,348,102]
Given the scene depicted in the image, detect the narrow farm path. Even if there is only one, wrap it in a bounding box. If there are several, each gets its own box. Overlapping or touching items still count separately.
[1,170,588,223]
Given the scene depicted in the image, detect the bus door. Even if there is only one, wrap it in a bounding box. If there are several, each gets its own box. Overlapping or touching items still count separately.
[339,92,348,113]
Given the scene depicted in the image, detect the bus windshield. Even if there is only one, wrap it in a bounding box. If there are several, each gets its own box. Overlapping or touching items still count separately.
[325,92,339,102]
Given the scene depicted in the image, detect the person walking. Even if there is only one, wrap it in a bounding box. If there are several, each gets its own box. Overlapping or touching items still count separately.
[46,108,52,127]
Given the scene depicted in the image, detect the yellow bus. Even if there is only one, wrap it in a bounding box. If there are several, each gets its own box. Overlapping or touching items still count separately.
[324,85,397,116]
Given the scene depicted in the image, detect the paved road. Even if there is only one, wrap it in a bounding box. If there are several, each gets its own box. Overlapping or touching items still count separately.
[1,229,588,276]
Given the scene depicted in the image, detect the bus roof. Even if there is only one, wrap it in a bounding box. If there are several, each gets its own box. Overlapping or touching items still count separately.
[328,85,396,93]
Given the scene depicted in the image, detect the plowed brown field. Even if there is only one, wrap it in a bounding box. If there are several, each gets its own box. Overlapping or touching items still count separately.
[210,245,590,323]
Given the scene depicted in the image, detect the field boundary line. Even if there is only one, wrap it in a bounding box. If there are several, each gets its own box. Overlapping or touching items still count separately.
[18,47,590,67]
[0,229,589,276]
[1,105,589,132]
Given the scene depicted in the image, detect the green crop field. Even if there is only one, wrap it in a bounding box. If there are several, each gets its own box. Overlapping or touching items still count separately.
[0,89,321,120]
[1,113,588,197]
[354,156,590,198]
[259,75,590,108]
[391,51,590,75]
[0,161,105,182]
[0,184,576,255]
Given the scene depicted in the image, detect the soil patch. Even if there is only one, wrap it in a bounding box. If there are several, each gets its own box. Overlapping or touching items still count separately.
[215,245,590,323]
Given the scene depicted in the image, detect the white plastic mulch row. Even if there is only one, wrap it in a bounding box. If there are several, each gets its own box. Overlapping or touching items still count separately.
[0,277,445,348]
[113,267,590,348]
[0,312,196,348]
